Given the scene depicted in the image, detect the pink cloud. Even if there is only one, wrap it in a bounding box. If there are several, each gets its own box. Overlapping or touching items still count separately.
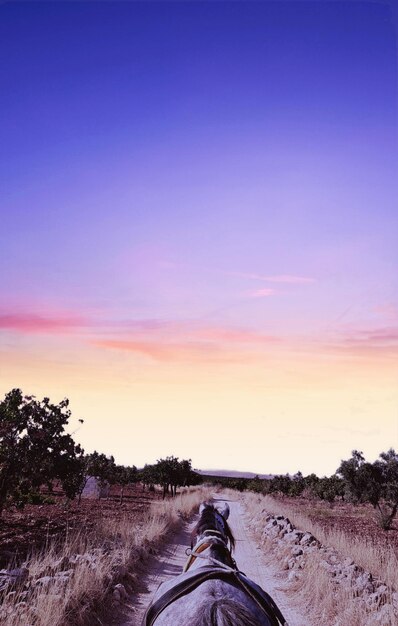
[341,327,398,344]
[99,319,280,344]
[373,304,398,321]
[0,313,89,334]
[191,325,279,344]
[92,339,252,363]
[325,326,398,359]
[247,288,275,298]
[91,321,280,362]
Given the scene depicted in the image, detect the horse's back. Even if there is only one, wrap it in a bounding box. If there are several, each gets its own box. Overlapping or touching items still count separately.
[153,578,272,626]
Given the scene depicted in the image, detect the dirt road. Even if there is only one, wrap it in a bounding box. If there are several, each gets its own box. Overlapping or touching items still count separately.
[119,493,307,626]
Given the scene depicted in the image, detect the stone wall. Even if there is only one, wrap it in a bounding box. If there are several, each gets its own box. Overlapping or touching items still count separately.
[246,510,398,625]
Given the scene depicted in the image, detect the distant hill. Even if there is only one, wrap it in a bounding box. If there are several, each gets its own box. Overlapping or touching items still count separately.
[197,469,273,480]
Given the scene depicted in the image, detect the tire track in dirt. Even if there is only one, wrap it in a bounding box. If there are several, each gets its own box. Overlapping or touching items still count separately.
[117,520,195,626]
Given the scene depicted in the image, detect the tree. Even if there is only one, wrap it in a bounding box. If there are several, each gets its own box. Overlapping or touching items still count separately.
[140,463,157,491]
[78,451,116,501]
[114,464,138,504]
[337,450,382,506]
[155,456,181,498]
[337,449,398,529]
[140,457,200,498]
[374,449,398,530]
[313,475,345,503]
[0,388,84,515]
[289,471,305,497]
[268,474,292,496]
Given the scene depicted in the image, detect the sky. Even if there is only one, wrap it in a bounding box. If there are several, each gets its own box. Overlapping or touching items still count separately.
[0,0,397,477]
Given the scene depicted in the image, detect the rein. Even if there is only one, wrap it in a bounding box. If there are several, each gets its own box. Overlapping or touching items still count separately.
[184,536,234,572]
[184,542,238,573]
[182,534,288,626]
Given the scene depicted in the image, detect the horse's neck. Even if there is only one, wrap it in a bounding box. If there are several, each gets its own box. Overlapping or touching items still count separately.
[189,536,232,571]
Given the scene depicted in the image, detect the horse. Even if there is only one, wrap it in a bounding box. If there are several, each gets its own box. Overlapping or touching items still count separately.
[142,501,288,626]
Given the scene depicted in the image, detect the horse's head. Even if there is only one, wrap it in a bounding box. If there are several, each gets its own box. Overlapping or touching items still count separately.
[199,501,230,519]
[191,501,234,551]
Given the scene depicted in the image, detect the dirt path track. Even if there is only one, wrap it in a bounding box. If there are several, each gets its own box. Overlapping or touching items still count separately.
[119,493,306,626]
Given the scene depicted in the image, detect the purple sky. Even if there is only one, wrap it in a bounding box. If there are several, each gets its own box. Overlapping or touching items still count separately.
[0,1,397,474]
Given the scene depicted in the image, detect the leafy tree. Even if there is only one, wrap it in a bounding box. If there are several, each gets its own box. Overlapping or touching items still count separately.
[155,456,181,498]
[250,475,265,494]
[0,388,84,515]
[373,448,398,530]
[114,464,138,504]
[268,474,292,496]
[302,473,320,497]
[337,449,398,529]
[140,457,200,498]
[337,450,381,506]
[289,471,305,497]
[313,475,345,503]
[140,463,157,491]
[78,451,116,501]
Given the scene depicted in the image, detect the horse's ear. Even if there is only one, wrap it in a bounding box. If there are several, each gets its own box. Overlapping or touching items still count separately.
[217,502,230,519]
[199,502,208,514]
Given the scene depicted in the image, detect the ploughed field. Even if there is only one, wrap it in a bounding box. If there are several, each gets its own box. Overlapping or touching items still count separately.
[0,483,160,567]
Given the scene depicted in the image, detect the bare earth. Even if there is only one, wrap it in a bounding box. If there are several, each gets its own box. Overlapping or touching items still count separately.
[117,493,308,626]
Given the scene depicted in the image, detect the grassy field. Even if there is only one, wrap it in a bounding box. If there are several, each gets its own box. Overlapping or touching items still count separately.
[0,486,212,626]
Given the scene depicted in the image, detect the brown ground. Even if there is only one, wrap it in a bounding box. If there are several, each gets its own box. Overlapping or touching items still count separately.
[273,496,398,551]
[0,483,160,567]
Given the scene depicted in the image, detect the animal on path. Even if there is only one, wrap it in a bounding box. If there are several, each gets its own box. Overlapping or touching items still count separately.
[142,500,288,626]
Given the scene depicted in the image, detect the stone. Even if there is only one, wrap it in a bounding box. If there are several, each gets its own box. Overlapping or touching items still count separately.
[287,570,300,582]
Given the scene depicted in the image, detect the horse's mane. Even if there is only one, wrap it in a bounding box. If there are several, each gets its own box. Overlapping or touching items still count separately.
[191,504,235,551]
[190,597,262,626]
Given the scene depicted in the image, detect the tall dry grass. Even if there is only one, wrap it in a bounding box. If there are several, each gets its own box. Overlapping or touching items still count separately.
[0,486,213,626]
[241,492,398,626]
[242,492,398,590]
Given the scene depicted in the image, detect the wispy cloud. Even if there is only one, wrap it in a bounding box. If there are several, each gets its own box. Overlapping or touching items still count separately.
[373,304,398,321]
[159,260,316,285]
[222,270,316,284]
[91,320,280,362]
[325,326,398,358]
[92,339,242,363]
[0,306,281,363]
[247,288,275,298]
[0,313,89,333]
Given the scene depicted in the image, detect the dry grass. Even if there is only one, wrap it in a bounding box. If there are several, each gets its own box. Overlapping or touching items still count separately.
[243,492,398,590]
[0,486,213,626]
[241,492,398,626]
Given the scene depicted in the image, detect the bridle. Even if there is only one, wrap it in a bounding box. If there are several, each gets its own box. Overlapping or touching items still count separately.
[184,536,237,573]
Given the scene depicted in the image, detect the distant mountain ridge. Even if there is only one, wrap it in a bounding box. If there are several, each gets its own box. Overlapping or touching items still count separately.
[197,468,273,480]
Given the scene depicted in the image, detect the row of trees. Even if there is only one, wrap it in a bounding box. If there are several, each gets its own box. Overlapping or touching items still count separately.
[208,450,398,530]
[0,389,200,516]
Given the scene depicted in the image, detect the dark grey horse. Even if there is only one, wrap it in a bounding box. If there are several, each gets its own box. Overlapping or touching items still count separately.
[142,501,288,626]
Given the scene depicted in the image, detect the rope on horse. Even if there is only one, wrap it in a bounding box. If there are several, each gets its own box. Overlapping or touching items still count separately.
[184,549,289,626]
